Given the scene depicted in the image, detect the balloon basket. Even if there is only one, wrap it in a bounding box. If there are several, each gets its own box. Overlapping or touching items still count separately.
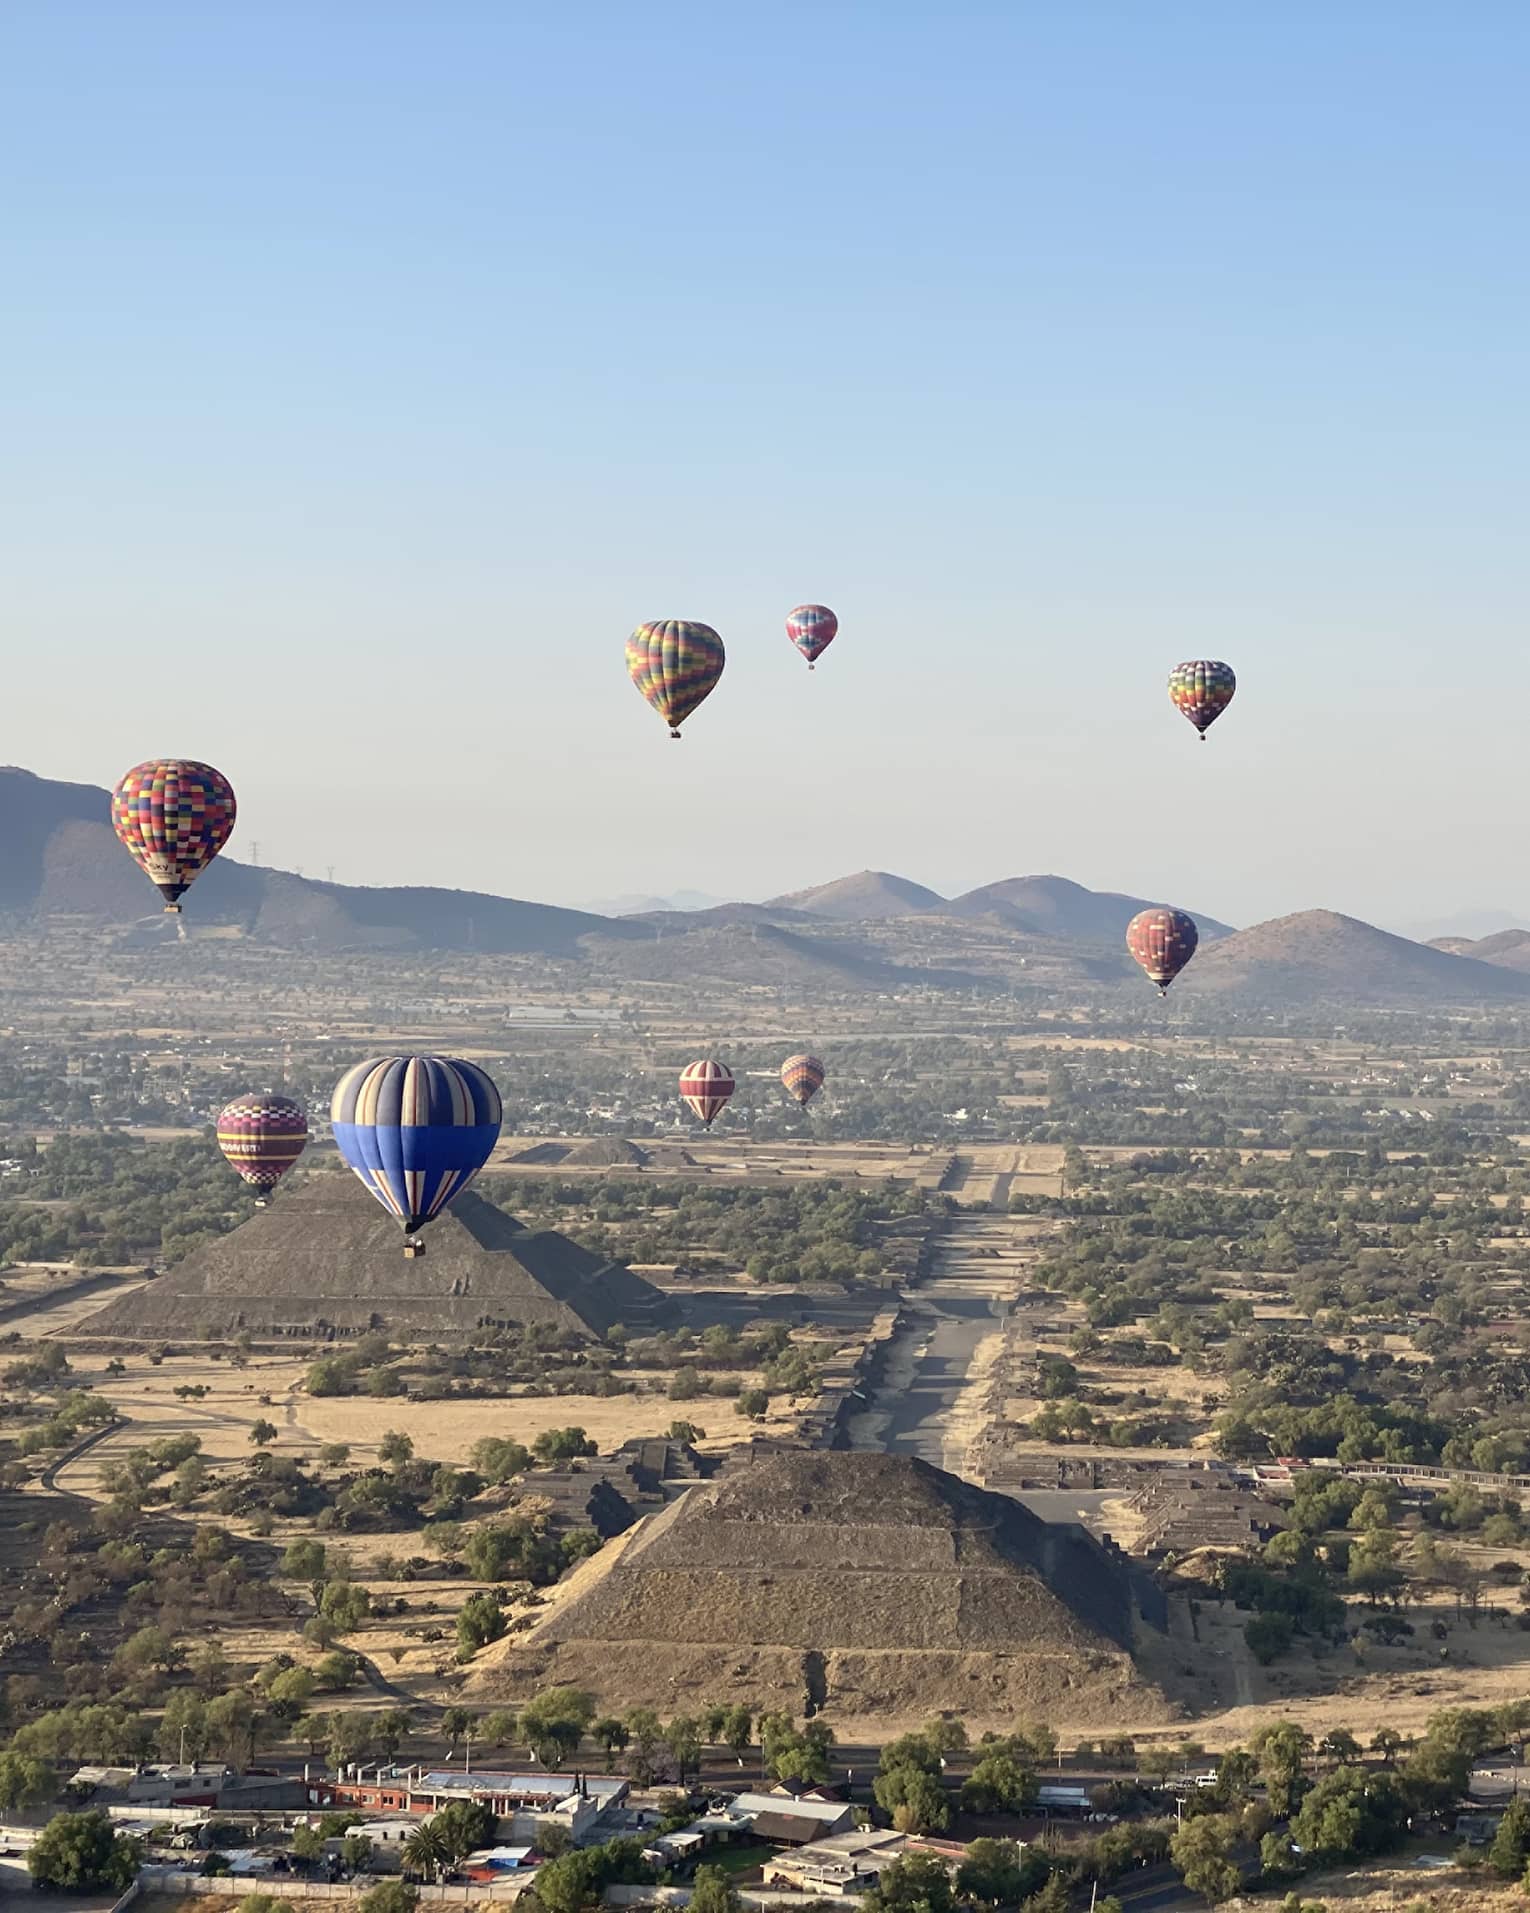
[163,903,183,915]
[404,1239,424,1259]
[669,729,682,740]
[808,662,815,671]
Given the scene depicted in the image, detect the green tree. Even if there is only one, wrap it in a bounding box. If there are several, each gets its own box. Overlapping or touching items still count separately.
[27,1811,141,1891]
[594,1717,630,1769]
[402,1823,449,1882]
[319,1580,372,1632]
[1289,1767,1409,1863]
[290,1824,326,1864]
[961,1752,1035,1814]
[520,1687,596,1767]
[689,1864,743,1913]
[862,1852,957,1913]
[532,1426,596,1462]
[342,1833,375,1872]
[0,1751,55,1813]
[359,1883,419,1913]
[1170,1815,1241,1904]
[457,1593,506,1655]
[955,1839,1027,1906]
[283,1538,328,1580]
[249,1418,279,1446]
[1489,1795,1530,1878]
[432,1800,497,1860]
[1253,1721,1312,1817]
[379,1430,415,1467]
[470,1436,531,1483]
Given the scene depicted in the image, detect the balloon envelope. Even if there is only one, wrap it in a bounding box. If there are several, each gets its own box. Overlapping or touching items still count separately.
[781,1053,826,1106]
[786,604,838,668]
[216,1094,308,1196]
[626,620,725,736]
[679,1059,735,1127]
[1168,660,1236,738]
[112,759,236,910]
[330,1055,502,1234]
[1126,908,1199,993]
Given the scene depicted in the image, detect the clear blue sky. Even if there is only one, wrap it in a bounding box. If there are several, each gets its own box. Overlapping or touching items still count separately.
[4,3,1528,933]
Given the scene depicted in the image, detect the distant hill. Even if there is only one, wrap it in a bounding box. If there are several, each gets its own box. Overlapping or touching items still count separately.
[768,870,948,920]
[1185,910,1530,1001]
[580,889,731,916]
[1427,928,1530,974]
[948,874,1235,943]
[0,766,634,956]
[584,917,987,993]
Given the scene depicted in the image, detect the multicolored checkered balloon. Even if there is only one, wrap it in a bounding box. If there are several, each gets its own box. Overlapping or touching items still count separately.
[111,759,237,912]
[1168,660,1236,740]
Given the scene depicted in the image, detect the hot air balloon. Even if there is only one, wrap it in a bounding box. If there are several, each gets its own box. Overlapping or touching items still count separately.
[786,604,838,671]
[216,1094,308,1205]
[330,1055,502,1256]
[679,1059,734,1127]
[112,759,237,912]
[1168,660,1236,740]
[1126,907,1199,995]
[626,620,725,738]
[781,1053,826,1107]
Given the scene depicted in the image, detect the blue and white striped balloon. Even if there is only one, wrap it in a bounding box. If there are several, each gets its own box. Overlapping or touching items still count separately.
[330,1055,502,1237]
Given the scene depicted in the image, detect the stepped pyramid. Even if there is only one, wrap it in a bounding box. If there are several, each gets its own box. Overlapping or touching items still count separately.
[474,1450,1168,1731]
[76,1176,672,1344]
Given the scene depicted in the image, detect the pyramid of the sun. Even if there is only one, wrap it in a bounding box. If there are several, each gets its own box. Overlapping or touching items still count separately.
[473,1449,1168,1731]
[76,1177,672,1343]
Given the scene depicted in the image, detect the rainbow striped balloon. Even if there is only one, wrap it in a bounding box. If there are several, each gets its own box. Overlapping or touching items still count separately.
[216,1095,308,1202]
[112,759,236,912]
[626,620,725,738]
[780,1053,826,1106]
[1168,660,1236,740]
[330,1055,502,1243]
[679,1059,735,1127]
[1126,908,1199,995]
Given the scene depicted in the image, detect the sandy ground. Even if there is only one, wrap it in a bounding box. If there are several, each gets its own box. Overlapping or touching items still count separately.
[1231,1861,1520,1913]
[941,1323,1006,1475]
[298,1386,800,1462]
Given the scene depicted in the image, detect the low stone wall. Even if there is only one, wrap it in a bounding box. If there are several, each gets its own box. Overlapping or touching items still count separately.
[138,1868,525,1904]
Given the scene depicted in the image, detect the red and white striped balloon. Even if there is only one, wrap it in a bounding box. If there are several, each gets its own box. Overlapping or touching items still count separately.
[679,1059,735,1127]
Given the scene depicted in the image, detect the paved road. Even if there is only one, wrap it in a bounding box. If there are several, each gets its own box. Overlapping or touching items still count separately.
[877,1293,1000,1465]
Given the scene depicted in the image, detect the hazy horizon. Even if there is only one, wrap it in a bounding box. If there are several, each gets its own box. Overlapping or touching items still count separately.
[6,6,1529,930]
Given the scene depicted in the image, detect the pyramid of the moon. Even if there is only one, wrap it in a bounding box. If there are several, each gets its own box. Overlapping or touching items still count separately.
[473,1450,1168,1730]
[75,1177,673,1343]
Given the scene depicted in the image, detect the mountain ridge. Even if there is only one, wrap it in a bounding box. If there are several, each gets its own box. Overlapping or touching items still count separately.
[1183,909,1530,1001]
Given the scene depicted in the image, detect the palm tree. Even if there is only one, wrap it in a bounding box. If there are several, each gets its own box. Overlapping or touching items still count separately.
[403,1824,450,1884]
